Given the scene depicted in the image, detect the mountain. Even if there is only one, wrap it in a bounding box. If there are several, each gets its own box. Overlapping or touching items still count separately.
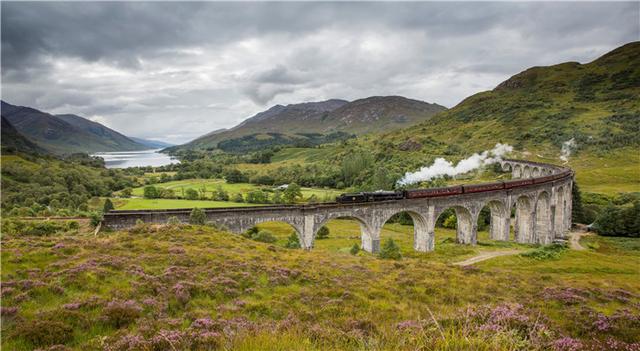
[1,101,147,154]
[175,96,446,150]
[1,116,48,155]
[129,137,174,149]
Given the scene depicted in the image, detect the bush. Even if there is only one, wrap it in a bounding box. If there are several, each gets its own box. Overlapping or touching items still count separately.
[316,226,330,239]
[592,202,640,237]
[350,244,360,255]
[379,238,402,260]
[252,230,277,243]
[189,208,206,225]
[243,226,259,239]
[185,188,199,200]
[521,243,567,260]
[167,216,182,225]
[232,193,245,203]
[143,186,159,199]
[443,215,457,229]
[65,220,80,231]
[102,300,142,328]
[285,231,301,249]
[14,319,73,347]
[90,212,103,227]
[103,198,114,213]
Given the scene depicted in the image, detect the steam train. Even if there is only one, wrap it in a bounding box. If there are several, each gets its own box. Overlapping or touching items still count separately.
[335,169,571,204]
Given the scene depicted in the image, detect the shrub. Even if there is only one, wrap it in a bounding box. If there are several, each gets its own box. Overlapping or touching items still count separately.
[103,198,114,213]
[243,226,259,239]
[316,226,330,239]
[521,243,567,260]
[285,231,301,249]
[592,202,640,237]
[185,188,199,200]
[232,193,245,203]
[189,208,206,225]
[65,220,80,231]
[167,216,182,225]
[103,300,142,328]
[443,215,457,229]
[252,230,277,243]
[90,212,103,227]
[379,238,402,260]
[14,319,74,347]
[350,244,360,255]
[143,186,159,199]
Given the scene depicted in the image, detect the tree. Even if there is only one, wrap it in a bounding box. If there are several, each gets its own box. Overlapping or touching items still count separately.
[379,238,402,260]
[120,188,133,198]
[371,168,394,190]
[143,186,158,199]
[103,198,114,213]
[284,231,301,249]
[246,190,269,204]
[316,226,330,239]
[224,169,246,183]
[232,193,245,203]
[213,186,229,201]
[572,182,586,224]
[189,208,206,225]
[272,190,283,204]
[283,183,302,204]
[185,188,199,200]
[443,214,457,229]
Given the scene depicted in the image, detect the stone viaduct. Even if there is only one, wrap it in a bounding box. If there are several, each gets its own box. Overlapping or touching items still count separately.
[103,159,573,253]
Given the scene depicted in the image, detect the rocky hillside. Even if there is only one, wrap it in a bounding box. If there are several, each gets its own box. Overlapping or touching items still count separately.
[1,101,148,154]
[175,96,446,150]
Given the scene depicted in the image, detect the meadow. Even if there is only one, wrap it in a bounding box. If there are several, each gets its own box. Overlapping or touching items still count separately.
[1,219,639,350]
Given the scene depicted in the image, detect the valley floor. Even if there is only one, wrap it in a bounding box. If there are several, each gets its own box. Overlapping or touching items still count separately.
[1,220,639,350]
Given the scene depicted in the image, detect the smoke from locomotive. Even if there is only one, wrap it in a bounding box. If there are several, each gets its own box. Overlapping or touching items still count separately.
[397,143,513,186]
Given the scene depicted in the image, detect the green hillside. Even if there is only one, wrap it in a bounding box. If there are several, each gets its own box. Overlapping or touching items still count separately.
[246,42,639,195]
[1,101,147,154]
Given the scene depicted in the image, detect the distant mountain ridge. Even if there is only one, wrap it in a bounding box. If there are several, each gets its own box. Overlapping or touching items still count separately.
[176,96,446,150]
[0,101,148,154]
[129,137,174,149]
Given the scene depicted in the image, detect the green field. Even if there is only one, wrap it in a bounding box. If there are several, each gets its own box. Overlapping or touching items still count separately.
[2,219,638,350]
[112,197,257,210]
[129,178,341,202]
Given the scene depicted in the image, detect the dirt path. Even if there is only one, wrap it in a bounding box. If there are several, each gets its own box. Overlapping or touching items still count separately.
[453,250,521,266]
[569,229,591,250]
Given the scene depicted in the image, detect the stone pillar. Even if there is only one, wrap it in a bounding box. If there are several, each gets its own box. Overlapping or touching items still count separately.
[513,165,522,179]
[414,206,435,252]
[360,223,381,254]
[534,192,552,244]
[554,188,566,239]
[489,205,510,241]
[455,207,477,245]
[515,196,534,243]
[300,214,316,250]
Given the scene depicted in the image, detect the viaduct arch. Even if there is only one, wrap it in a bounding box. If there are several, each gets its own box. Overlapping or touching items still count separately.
[104,160,573,253]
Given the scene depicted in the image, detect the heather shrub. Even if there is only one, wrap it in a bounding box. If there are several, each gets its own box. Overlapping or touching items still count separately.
[65,220,80,231]
[316,225,330,239]
[102,300,142,328]
[252,230,277,243]
[284,231,301,249]
[189,208,206,225]
[379,238,402,260]
[14,319,73,347]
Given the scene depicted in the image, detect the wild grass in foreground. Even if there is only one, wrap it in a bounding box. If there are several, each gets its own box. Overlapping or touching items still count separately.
[1,221,639,350]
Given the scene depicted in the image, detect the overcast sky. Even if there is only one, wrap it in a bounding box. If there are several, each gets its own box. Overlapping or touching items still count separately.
[2,2,638,144]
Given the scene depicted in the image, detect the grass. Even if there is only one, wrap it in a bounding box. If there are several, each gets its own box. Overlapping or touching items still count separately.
[112,197,257,210]
[129,178,341,202]
[1,222,638,350]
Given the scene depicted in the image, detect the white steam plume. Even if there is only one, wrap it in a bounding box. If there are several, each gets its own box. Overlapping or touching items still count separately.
[397,143,513,186]
[559,138,576,163]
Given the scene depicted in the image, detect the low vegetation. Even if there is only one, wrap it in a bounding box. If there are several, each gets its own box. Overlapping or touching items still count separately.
[1,220,638,350]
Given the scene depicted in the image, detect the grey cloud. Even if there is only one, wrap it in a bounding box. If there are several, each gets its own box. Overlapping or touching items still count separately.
[1,2,638,143]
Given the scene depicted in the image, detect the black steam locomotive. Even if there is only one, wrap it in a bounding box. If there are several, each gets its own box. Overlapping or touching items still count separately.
[335,169,572,204]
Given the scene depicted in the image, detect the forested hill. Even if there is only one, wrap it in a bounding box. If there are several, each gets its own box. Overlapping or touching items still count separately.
[1,117,48,155]
[372,41,640,158]
[1,101,148,154]
[173,96,446,151]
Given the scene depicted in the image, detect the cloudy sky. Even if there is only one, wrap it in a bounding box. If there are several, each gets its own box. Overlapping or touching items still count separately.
[2,2,638,144]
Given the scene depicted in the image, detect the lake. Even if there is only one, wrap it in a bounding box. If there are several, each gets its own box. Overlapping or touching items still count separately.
[92,149,180,168]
